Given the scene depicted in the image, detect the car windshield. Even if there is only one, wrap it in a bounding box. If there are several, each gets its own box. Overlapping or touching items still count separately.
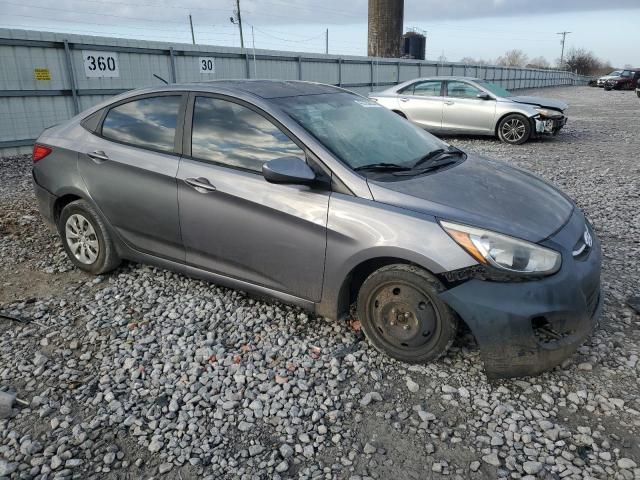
[608,70,621,76]
[274,92,446,170]
[475,80,512,97]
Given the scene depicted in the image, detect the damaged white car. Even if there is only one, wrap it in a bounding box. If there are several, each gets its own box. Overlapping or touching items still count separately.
[369,76,568,145]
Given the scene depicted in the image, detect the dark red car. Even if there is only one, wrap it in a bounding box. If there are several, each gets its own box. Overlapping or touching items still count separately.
[604,69,640,90]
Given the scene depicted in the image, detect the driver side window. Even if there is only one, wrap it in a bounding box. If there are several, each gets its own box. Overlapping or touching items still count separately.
[446,81,481,99]
[191,96,304,172]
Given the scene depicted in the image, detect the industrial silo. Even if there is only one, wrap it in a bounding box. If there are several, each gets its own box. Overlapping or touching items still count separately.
[367,0,404,58]
[402,31,426,60]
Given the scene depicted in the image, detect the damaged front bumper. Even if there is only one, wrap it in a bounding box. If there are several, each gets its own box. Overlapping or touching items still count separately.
[440,209,601,379]
[534,115,567,136]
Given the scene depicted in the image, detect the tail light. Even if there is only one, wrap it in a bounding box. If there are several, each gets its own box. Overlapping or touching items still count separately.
[32,144,52,163]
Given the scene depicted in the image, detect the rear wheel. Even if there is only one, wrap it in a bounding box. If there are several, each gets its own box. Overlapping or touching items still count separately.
[356,264,457,363]
[58,200,120,275]
[497,113,531,145]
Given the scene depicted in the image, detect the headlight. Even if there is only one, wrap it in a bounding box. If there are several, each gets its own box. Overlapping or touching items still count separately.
[440,221,562,275]
[535,107,561,118]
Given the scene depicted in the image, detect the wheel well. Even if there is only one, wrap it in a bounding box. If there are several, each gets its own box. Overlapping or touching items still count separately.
[337,257,418,320]
[494,111,533,136]
[53,194,82,224]
[392,109,406,118]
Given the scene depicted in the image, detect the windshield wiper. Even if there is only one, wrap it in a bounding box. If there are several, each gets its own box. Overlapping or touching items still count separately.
[411,146,465,169]
[393,158,459,176]
[354,162,413,172]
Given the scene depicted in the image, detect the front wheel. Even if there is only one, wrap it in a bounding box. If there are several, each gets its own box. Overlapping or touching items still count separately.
[497,113,532,145]
[356,265,458,364]
[58,200,121,275]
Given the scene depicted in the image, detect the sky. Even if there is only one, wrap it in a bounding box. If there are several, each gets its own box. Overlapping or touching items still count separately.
[0,0,638,67]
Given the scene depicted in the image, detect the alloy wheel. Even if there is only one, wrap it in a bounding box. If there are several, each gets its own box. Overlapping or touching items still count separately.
[65,213,99,264]
[501,118,527,142]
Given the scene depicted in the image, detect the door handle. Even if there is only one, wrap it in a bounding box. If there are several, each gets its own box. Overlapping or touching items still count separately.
[444,100,455,106]
[184,177,217,193]
[87,150,109,162]
[399,97,410,102]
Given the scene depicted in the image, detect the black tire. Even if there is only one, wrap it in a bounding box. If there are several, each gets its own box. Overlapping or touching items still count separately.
[604,84,613,91]
[637,91,640,98]
[58,199,120,275]
[356,264,457,364]
[497,113,532,145]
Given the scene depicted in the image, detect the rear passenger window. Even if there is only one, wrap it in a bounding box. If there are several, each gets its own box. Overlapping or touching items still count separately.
[413,81,442,96]
[191,96,303,172]
[102,96,182,153]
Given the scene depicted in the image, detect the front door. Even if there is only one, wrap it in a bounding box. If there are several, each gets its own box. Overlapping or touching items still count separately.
[397,80,444,131]
[78,93,186,260]
[441,80,496,134]
[177,94,330,301]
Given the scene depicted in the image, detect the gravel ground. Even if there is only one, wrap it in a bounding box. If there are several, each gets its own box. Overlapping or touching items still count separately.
[1,86,639,480]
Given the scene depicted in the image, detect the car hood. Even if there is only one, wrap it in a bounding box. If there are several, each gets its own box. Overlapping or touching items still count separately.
[508,95,568,111]
[367,154,574,243]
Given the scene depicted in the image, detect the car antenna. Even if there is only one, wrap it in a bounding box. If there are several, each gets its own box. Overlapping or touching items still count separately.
[153,74,169,85]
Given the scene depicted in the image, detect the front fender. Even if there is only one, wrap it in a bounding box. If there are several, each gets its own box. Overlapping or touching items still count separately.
[317,193,477,319]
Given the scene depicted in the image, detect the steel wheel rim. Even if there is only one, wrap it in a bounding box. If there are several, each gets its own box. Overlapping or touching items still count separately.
[501,118,526,142]
[366,280,440,352]
[65,214,99,264]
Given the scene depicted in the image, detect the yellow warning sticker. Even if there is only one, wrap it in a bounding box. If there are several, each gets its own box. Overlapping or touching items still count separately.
[33,68,51,81]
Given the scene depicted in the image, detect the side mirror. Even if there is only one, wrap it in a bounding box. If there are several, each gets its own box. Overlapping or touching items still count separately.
[262,156,316,185]
[476,92,492,100]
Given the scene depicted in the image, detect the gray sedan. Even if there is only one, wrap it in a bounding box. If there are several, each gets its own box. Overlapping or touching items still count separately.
[369,76,568,144]
[32,80,599,378]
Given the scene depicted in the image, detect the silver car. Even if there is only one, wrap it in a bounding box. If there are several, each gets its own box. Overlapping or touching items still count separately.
[32,80,600,378]
[369,76,568,144]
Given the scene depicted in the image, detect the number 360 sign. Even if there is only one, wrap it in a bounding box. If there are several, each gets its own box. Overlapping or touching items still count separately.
[83,50,120,78]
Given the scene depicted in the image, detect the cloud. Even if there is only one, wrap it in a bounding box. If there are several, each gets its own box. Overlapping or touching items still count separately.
[2,0,638,30]
[404,0,639,21]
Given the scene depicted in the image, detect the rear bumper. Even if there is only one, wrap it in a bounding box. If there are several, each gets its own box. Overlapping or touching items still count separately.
[440,211,601,379]
[32,171,57,230]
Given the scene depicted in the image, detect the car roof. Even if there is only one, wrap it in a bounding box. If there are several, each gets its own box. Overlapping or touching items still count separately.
[149,80,345,99]
[405,76,483,82]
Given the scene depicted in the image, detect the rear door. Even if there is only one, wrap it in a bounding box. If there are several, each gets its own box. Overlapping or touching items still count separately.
[78,93,186,260]
[441,80,496,134]
[176,94,330,301]
[397,80,444,131]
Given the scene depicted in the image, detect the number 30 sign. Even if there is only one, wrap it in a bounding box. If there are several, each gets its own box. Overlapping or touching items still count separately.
[199,57,215,74]
[83,50,120,78]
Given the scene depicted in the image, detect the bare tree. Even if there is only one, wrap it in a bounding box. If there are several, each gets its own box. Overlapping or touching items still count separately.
[527,56,550,69]
[459,56,476,65]
[562,48,605,76]
[495,49,528,67]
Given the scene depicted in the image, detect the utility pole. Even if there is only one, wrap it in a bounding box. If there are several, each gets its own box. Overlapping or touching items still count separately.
[189,14,195,44]
[325,28,328,54]
[251,25,257,77]
[557,31,571,67]
[230,0,245,49]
